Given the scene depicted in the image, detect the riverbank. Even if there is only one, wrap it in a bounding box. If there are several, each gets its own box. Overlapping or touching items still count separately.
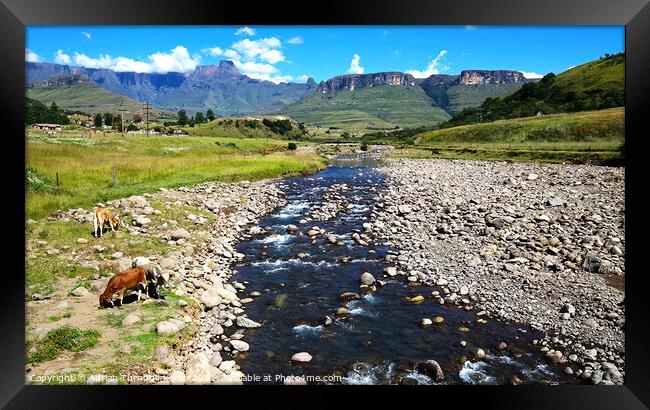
[25,178,288,384]
[368,158,625,384]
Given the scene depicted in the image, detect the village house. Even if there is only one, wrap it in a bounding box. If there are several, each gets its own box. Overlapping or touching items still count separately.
[33,123,62,133]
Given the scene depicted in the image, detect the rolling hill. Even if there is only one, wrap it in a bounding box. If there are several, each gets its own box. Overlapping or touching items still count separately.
[442,53,624,127]
[283,84,451,129]
[27,75,174,119]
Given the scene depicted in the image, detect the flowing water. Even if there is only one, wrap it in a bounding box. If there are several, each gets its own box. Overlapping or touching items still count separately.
[229,156,573,385]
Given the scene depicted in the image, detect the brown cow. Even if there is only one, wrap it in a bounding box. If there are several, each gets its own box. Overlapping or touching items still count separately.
[99,268,147,308]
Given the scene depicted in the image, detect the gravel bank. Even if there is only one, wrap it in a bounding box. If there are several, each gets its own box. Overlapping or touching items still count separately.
[368,158,625,384]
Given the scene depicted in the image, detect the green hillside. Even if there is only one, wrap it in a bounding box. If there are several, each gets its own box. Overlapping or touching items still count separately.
[27,83,174,120]
[416,107,623,145]
[420,82,525,115]
[442,53,624,127]
[188,116,308,140]
[283,85,450,130]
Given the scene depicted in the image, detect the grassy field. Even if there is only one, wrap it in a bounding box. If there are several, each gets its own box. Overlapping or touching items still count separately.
[26,132,326,219]
[400,108,624,165]
[283,85,450,130]
[27,83,175,120]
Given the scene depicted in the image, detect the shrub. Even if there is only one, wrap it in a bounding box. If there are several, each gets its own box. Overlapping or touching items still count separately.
[287,142,297,150]
[360,143,368,151]
[26,167,57,192]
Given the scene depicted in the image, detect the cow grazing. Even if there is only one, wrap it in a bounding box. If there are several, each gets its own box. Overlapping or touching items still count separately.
[93,207,125,238]
[99,268,147,308]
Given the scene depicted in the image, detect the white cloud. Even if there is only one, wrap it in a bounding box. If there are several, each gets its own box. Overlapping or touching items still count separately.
[81,32,92,40]
[522,71,543,79]
[235,26,255,36]
[204,46,224,56]
[54,49,71,64]
[148,46,201,72]
[223,49,241,60]
[286,36,303,45]
[230,59,293,83]
[232,37,285,64]
[406,50,449,78]
[25,48,40,62]
[70,45,200,73]
[348,54,364,74]
[295,74,311,82]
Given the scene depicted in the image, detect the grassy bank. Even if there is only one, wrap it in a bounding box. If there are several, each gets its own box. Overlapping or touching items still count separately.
[403,108,624,165]
[26,132,326,219]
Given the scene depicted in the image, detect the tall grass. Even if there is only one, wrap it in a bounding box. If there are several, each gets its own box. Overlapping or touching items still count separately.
[26,133,326,219]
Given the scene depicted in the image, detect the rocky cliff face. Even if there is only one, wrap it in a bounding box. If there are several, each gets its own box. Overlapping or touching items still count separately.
[317,72,417,93]
[33,73,91,88]
[458,70,527,85]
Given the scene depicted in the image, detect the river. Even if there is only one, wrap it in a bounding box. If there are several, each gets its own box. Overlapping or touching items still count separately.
[227,155,573,385]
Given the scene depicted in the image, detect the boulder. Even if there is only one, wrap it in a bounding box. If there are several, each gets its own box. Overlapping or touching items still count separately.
[291,352,313,363]
[185,353,211,384]
[360,272,376,286]
[417,360,444,381]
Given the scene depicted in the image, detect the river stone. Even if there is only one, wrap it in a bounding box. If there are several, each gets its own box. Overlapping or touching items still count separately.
[360,272,375,285]
[236,316,262,328]
[156,321,180,336]
[433,316,444,323]
[169,370,185,385]
[128,195,149,208]
[185,353,211,384]
[417,360,444,381]
[71,287,89,297]
[155,345,170,359]
[582,254,602,273]
[230,340,250,352]
[133,256,151,268]
[410,295,425,303]
[340,292,361,302]
[171,228,191,240]
[122,314,141,327]
[216,288,239,301]
[291,352,312,363]
[421,318,433,326]
[383,266,397,276]
[286,224,299,234]
[210,352,223,367]
[160,257,178,269]
[201,292,222,309]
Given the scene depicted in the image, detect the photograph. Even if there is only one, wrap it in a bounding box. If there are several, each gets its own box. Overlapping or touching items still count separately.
[23,24,626,386]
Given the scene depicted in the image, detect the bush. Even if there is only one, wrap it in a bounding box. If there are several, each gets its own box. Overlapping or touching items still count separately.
[360,143,368,151]
[287,142,298,150]
[26,167,57,192]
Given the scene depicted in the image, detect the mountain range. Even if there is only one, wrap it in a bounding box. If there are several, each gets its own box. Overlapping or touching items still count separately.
[26,60,533,128]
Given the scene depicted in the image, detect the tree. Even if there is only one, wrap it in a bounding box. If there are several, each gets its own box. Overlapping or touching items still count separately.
[206,108,215,122]
[194,112,205,124]
[132,113,142,123]
[112,115,123,131]
[103,113,114,126]
[126,123,138,132]
[177,109,188,126]
[287,142,297,150]
[94,114,103,128]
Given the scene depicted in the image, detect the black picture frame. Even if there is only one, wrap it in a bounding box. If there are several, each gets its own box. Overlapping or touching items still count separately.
[2,0,649,408]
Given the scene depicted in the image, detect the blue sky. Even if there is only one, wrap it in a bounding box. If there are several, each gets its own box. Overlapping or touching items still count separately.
[26,26,624,84]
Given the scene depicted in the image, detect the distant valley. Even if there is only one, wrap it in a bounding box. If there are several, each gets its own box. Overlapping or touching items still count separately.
[26,61,532,129]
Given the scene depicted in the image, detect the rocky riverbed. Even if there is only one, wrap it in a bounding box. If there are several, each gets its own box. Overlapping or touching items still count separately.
[367,158,625,385]
[26,151,625,386]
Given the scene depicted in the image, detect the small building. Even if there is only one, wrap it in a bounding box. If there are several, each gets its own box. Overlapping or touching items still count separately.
[33,123,62,132]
